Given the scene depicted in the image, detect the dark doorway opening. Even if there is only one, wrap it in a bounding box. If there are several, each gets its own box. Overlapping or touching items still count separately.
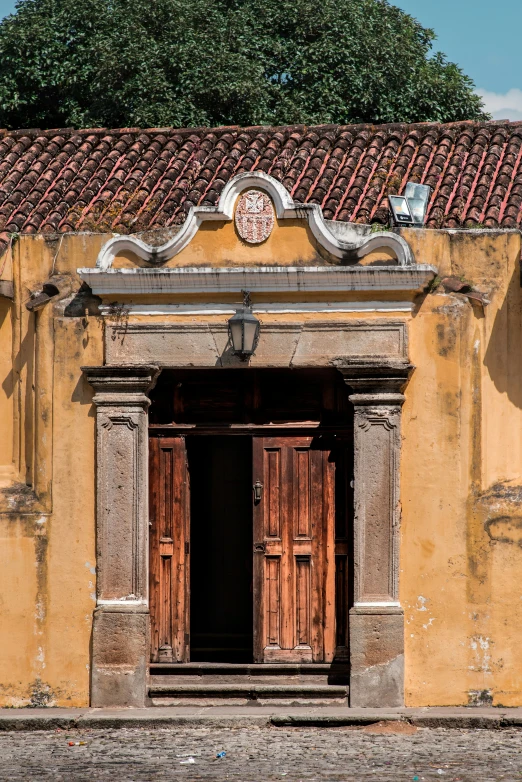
[188,436,253,663]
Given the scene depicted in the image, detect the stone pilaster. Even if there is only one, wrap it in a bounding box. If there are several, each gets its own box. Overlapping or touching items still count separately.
[339,360,413,708]
[82,365,159,708]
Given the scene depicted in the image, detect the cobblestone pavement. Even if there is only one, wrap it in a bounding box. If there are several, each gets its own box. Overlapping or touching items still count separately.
[1,723,522,781]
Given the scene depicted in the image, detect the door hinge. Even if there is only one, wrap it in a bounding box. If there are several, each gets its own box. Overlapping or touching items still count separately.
[185,541,190,555]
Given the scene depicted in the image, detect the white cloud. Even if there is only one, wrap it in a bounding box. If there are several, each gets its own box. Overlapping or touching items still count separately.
[477,88,522,121]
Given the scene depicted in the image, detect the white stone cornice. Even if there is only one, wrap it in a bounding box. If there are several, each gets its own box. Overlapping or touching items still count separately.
[92,172,415,269]
[98,300,414,315]
[78,264,437,296]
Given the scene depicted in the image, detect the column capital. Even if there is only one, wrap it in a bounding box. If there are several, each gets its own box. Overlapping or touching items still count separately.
[82,364,160,406]
[337,359,414,406]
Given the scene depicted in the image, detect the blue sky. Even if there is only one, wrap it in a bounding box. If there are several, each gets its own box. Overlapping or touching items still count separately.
[0,0,519,119]
[392,0,522,120]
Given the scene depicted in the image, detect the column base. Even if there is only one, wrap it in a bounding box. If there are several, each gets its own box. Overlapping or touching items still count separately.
[91,608,149,708]
[349,609,404,708]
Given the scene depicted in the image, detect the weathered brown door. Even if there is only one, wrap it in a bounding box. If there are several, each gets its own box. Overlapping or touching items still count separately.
[149,436,190,663]
[252,436,336,663]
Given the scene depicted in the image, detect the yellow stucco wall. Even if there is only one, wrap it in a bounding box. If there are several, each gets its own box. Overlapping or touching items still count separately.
[402,229,522,707]
[0,217,521,707]
[0,234,104,707]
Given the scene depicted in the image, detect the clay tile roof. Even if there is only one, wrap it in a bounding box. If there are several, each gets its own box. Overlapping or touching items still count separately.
[0,121,522,255]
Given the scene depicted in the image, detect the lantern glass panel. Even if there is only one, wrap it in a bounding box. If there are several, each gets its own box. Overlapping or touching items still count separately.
[242,319,259,354]
[228,314,245,353]
[228,302,260,357]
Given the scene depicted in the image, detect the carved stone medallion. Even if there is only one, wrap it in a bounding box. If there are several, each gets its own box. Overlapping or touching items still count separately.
[235,190,275,244]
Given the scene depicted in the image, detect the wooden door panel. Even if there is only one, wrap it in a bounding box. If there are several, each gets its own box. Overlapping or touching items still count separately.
[149,436,190,663]
[253,436,335,663]
[296,556,311,646]
[266,556,281,647]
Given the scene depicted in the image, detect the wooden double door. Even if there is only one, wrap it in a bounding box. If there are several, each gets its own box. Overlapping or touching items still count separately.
[149,433,350,664]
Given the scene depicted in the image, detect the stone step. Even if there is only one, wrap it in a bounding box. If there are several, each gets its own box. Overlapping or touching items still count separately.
[148,682,348,707]
[151,674,330,685]
[150,662,348,680]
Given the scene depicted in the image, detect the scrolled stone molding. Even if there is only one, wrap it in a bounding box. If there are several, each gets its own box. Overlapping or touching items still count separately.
[91,171,415,269]
[100,415,139,431]
[356,412,401,432]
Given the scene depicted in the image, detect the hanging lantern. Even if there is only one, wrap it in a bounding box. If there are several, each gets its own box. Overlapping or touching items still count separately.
[228,291,260,359]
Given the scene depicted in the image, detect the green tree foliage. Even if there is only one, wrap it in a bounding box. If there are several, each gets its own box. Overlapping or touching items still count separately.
[0,0,487,129]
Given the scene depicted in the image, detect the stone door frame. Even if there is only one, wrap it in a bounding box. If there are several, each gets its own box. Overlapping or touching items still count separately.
[83,329,413,708]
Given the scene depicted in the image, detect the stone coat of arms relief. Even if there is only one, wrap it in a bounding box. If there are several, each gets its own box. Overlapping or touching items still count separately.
[235,190,275,244]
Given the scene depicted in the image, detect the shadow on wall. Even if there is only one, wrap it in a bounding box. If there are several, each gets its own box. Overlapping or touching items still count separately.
[476,260,522,589]
[71,372,96,412]
[483,262,522,410]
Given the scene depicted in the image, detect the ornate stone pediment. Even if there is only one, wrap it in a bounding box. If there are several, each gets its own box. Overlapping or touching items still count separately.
[77,173,436,297]
[90,172,416,268]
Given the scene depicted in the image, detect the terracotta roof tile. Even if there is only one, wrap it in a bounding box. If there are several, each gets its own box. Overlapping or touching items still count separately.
[0,121,521,253]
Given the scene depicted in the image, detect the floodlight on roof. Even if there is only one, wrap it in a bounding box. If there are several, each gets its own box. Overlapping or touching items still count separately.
[388,182,431,227]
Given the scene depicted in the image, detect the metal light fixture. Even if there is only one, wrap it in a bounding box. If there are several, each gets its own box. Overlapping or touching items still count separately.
[389,182,431,227]
[228,290,260,359]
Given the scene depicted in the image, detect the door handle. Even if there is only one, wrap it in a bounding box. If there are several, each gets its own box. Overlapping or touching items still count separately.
[254,542,266,553]
[253,481,263,503]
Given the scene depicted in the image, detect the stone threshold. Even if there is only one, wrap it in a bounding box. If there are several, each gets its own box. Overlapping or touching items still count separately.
[2,707,522,731]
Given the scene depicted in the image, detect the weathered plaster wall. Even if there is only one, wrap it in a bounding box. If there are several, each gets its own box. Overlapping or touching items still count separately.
[0,223,521,707]
[402,228,522,707]
[0,297,14,485]
[0,234,103,706]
